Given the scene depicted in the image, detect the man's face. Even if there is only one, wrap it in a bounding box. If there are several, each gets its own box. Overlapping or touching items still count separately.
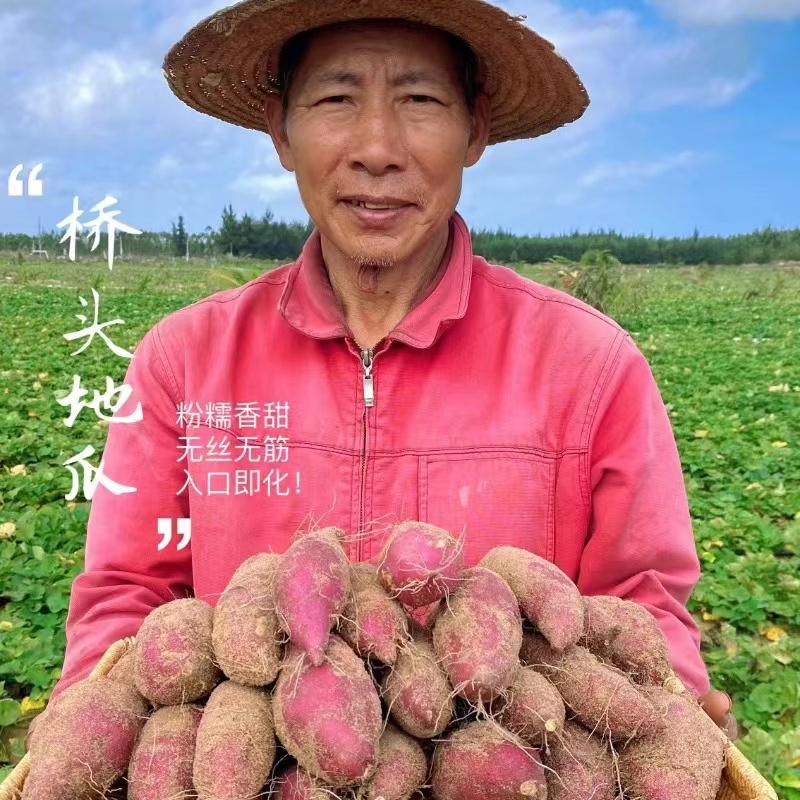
[265,21,490,269]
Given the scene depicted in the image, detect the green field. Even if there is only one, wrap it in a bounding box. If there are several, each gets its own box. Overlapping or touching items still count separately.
[1,257,799,793]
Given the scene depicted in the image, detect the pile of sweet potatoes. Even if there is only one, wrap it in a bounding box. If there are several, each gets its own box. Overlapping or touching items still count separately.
[23,522,729,800]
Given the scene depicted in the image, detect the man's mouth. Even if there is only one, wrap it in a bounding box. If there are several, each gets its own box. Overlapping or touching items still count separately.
[343,197,412,211]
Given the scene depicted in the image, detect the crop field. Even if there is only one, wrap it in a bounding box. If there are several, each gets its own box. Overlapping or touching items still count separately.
[0,257,798,792]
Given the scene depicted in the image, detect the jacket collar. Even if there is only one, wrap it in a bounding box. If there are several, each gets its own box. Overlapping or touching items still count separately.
[278,212,473,349]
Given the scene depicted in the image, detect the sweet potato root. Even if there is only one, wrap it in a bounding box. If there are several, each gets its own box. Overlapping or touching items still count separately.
[582,595,673,685]
[432,567,522,703]
[381,631,454,739]
[273,635,382,787]
[619,686,727,800]
[128,704,202,800]
[133,598,221,705]
[274,527,351,666]
[271,765,332,799]
[496,666,565,747]
[339,562,409,665]
[366,724,428,800]
[431,720,546,800]
[479,547,584,651]
[213,552,282,686]
[22,677,147,800]
[193,681,276,800]
[547,646,662,741]
[378,521,463,608]
[543,720,617,800]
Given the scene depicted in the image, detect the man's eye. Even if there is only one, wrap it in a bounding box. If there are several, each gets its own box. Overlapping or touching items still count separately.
[410,95,438,104]
[318,95,347,104]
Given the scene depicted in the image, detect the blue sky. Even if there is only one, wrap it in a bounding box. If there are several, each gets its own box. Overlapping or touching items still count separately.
[1,0,798,239]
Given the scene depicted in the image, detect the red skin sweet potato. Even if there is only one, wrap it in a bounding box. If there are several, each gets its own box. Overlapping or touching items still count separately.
[274,527,351,666]
[381,631,454,739]
[519,630,563,674]
[366,724,428,800]
[273,635,383,788]
[479,547,584,651]
[543,720,617,800]
[431,721,547,800]
[339,562,409,665]
[133,598,221,705]
[22,677,147,800]
[128,704,203,800]
[548,646,663,741]
[619,686,727,800]
[582,595,673,685]
[271,765,332,799]
[212,552,282,686]
[194,681,276,800]
[378,521,463,608]
[496,666,566,747]
[432,567,522,703]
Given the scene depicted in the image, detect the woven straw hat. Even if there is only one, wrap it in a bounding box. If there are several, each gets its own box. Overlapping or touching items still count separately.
[163,0,589,145]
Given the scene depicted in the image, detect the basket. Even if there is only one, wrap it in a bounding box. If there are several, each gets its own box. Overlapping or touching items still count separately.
[0,640,778,800]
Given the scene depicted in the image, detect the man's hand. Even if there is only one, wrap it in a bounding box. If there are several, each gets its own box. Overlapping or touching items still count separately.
[699,688,739,740]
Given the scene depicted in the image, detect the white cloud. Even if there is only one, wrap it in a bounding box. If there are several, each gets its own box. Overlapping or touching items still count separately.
[499,0,755,139]
[21,52,157,127]
[653,0,800,25]
[577,150,704,189]
[230,139,298,200]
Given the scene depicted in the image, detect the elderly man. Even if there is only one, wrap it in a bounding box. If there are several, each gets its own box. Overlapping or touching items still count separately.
[50,0,734,735]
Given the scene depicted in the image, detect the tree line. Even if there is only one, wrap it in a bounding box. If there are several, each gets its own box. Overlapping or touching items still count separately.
[3,207,799,266]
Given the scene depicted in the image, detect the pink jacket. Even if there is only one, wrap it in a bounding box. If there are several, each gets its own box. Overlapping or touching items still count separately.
[56,212,710,698]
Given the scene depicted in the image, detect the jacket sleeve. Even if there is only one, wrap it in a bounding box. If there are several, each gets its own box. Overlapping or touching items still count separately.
[577,334,711,697]
[52,324,192,698]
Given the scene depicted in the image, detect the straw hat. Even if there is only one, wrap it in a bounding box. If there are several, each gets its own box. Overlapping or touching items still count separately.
[163,0,590,145]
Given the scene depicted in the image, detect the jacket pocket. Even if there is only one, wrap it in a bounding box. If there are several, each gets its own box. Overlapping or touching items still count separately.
[419,451,556,566]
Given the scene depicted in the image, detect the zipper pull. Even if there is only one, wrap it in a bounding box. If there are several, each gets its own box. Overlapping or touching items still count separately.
[361,348,374,408]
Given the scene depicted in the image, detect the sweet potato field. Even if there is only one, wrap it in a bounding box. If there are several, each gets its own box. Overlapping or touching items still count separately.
[0,258,798,793]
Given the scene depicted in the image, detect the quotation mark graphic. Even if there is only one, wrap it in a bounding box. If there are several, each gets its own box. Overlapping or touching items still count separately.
[7,163,44,197]
[157,517,192,552]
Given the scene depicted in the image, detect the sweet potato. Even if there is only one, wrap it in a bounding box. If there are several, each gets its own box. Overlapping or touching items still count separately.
[548,646,662,740]
[133,598,221,705]
[378,521,463,608]
[366,724,428,800]
[479,547,584,650]
[22,677,147,800]
[194,681,276,800]
[496,666,565,747]
[431,720,546,800]
[271,765,332,799]
[128,704,202,800]
[274,527,351,666]
[543,720,617,800]
[339,562,409,665]
[381,631,454,739]
[432,567,522,703]
[582,595,673,685]
[213,552,282,685]
[273,635,382,787]
[619,686,727,800]
[519,630,563,674]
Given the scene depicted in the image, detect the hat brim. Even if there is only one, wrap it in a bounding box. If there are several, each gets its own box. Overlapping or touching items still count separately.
[162,0,590,145]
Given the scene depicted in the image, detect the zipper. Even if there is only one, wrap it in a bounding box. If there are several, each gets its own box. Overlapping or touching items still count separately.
[357,347,374,560]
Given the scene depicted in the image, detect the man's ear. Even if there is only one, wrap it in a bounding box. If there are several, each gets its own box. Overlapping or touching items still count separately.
[464,93,491,168]
[264,94,295,172]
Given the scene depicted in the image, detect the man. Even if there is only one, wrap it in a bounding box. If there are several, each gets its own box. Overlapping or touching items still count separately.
[51,0,735,736]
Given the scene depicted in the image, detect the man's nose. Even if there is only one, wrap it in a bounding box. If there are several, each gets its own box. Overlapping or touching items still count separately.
[348,102,407,175]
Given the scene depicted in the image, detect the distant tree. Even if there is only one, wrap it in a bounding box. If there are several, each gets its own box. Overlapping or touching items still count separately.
[171,215,188,258]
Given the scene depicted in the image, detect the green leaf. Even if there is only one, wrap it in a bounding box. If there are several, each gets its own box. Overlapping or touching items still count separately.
[0,699,21,727]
